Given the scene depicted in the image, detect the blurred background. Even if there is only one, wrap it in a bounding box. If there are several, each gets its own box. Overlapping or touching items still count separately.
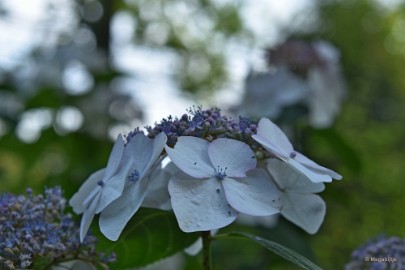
[1,0,405,269]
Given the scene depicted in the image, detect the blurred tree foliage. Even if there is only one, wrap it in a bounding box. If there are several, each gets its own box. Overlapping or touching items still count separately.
[305,0,405,269]
[0,0,252,195]
[1,0,405,269]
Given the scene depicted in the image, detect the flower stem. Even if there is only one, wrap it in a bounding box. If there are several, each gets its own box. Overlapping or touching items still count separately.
[202,230,212,270]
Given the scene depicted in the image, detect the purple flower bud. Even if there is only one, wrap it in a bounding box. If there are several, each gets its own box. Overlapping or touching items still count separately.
[0,187,115,269]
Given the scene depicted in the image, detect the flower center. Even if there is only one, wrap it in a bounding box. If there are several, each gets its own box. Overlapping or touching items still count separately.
[289,151,297,158]
[214,166,227,180]
[128,169,140,182]
[97,180,104,187]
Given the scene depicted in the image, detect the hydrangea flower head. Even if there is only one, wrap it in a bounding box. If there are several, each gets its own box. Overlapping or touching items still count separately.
[346,235,405,270]
[68,106,342,243]
[252,117,342,183]
[0,187,115,269]
[165,136,281,232]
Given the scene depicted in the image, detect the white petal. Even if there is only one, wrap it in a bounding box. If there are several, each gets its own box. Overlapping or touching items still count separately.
[69,169,105,214]
[184,238,203,256]
[103,134,125,180]
[208,138,256,178]
[294,152,342,180]
[266,158,325,193]
[142,132,167,176]
[95,159,133,213]
[99,177,149,241]
[222,168,281,216]
[281,192,326,234]
[165,136,213,178]
[168,172,238,232]
[163,161,180,175]
[253,118,293,157]
[79,194,99,242]
[142,165,172,210]
[288,158,332,183]
[124,133,153,177]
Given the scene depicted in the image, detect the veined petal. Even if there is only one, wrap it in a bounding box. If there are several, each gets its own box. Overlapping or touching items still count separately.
[103,134,125,180]
[82,186,101,209]
[142,132,167,177]
[95,159,133,213]
[252,135,288,159]
[124,133,153,177]
[69,169,105,214]
[281,192,326,234]
[266,158,325,193]
[99,177,149,241]
[253,118,293,156]
[288,158,332,183]
[80,194,100,242]
[168,172,238,232]
[163,161,180,175]
[222,168,281,216]
[294,152,342,180]
[208,138,256,178]
[165,136,213,178]
[80,210,95,243]
[142,164,173,210]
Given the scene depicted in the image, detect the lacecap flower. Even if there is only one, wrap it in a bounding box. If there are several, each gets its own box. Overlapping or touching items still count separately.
[253,117,342,183]
[70,132,167,241]
[69,134,134,241]
[69,106,342,243]
[165,136,281,232]
[99,132,167,240]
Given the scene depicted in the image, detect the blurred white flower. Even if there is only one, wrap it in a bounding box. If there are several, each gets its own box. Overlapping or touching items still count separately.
[307,41,346,128]
[235,40,346,128]
[236,67,310,118]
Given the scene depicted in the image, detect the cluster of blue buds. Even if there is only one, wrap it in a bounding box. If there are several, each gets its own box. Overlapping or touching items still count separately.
[346,235,405,270]
[145,106,259,148]
[0,187,115,269]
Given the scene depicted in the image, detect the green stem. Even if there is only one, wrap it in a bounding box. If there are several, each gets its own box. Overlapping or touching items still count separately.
[202,230,212,270]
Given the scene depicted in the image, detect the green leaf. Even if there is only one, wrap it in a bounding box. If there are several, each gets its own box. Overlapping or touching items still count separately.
[33,256,53,270]
[96,208,200,269]
[229,232,323,270]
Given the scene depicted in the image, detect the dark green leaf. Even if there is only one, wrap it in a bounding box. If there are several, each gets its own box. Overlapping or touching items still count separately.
[33,256,53,270]
[96,208,200,269]
[229,232,323,270]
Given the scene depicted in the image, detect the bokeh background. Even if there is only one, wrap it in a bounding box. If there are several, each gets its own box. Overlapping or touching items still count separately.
[1,0,405,269]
